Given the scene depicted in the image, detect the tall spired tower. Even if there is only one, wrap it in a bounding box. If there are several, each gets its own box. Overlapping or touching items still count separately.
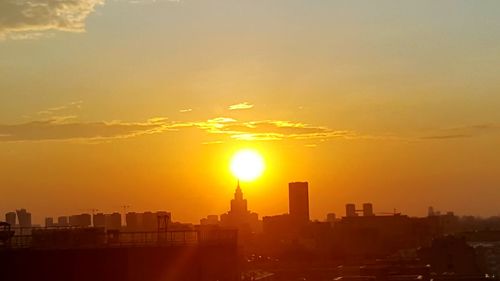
[220,181,261,235]
[230,181,248,214]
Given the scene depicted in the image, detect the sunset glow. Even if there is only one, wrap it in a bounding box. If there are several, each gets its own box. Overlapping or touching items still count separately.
[230,150,265,182]
[1,0,500,224]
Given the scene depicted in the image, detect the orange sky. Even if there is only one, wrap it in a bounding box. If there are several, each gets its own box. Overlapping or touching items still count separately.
[1,0,500,223]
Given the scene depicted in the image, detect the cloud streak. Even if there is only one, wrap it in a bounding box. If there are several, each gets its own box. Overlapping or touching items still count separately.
[420,123,500,140]
[228,102,254,111]
[0,117,168,142]
[2,113,498,144]
[0,116,358,144]
[0,0,104,40]
[37,101,83,115]
[0,0,181,40]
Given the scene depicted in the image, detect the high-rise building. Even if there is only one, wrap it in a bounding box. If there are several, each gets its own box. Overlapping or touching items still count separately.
[69,214,91,227]
[106,213,122,230]
[16,209,32,228]
[45,217,54,227]
[346,204,357,217]
[68,215,78,226]
[326,213,336,223]
[230,183,248,214]
[57,216,68,226]
[80,214,92,227]
[93,213,105,228]
[142,212,156,231]
[220,181,261,236]
[5,212,16,226]
[125,211,171,231]
[288,182,309,222]
[126,212,140,230]
[428,206,435,217]
[363,203,374,216]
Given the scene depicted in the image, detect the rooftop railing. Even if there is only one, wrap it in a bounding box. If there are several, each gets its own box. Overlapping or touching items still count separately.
[1,227,237,250]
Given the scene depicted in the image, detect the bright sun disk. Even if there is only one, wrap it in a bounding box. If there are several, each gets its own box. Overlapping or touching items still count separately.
[230,150,265,181]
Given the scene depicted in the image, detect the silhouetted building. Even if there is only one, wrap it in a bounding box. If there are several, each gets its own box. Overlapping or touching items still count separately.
[418,235,481,275]
[262,214,293,240]
[428,206,435,217]
[333,214,440,258]
[156,211,171,232]
[106,213,122,230]
[69,214,91,227]
[363,203,374,217]
[45,217,54,227]
[5,212,16,226]
[142,212,157,231]
[473,241,500,278]
[126,212,140,230]
[201,215,220,226]
[327,213,337,223]
[125,211,172,231]
[0,228,239,281]
[220,182,261,238]
[346,204,357,217]
[231,182,247,214]
[92,213,105,228]
[434,211,460,234]
[16,209,31,227]
[289,182,309,223]
[57,216,68,226]
[262,182,314,246]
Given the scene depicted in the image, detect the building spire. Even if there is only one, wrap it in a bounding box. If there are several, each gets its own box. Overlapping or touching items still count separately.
[234,179,243,200]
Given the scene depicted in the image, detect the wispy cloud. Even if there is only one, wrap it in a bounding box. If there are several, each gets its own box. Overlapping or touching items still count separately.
[3,105,498,144]
[179,108,192,113]
[0,0,104,40]
[175,118,357,142]
[37,101,83,115]
[0,115,361,144]
[420,123,500,140]
[228,102,254,111]
[0,117,169,143]
[0,0,183,40]
[128,0,180,4]
[420,134,472,140]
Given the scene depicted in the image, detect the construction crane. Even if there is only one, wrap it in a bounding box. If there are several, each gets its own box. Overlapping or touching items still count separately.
[84,209,99,227]
[120,205,131,214]
[120,205,131,227]
[376,209,400,216]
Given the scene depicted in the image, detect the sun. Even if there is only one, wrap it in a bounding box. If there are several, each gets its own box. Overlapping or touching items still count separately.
[230,149,265,182]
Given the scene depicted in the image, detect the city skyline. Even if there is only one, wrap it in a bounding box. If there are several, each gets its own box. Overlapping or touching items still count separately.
[1,180,485,227]
[3,2,500,281]
[1,167,499,224]
[1,0,500,223]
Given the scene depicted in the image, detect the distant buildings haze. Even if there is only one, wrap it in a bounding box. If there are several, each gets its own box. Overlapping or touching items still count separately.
[16,209,32,228]
[5,212,16,226]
